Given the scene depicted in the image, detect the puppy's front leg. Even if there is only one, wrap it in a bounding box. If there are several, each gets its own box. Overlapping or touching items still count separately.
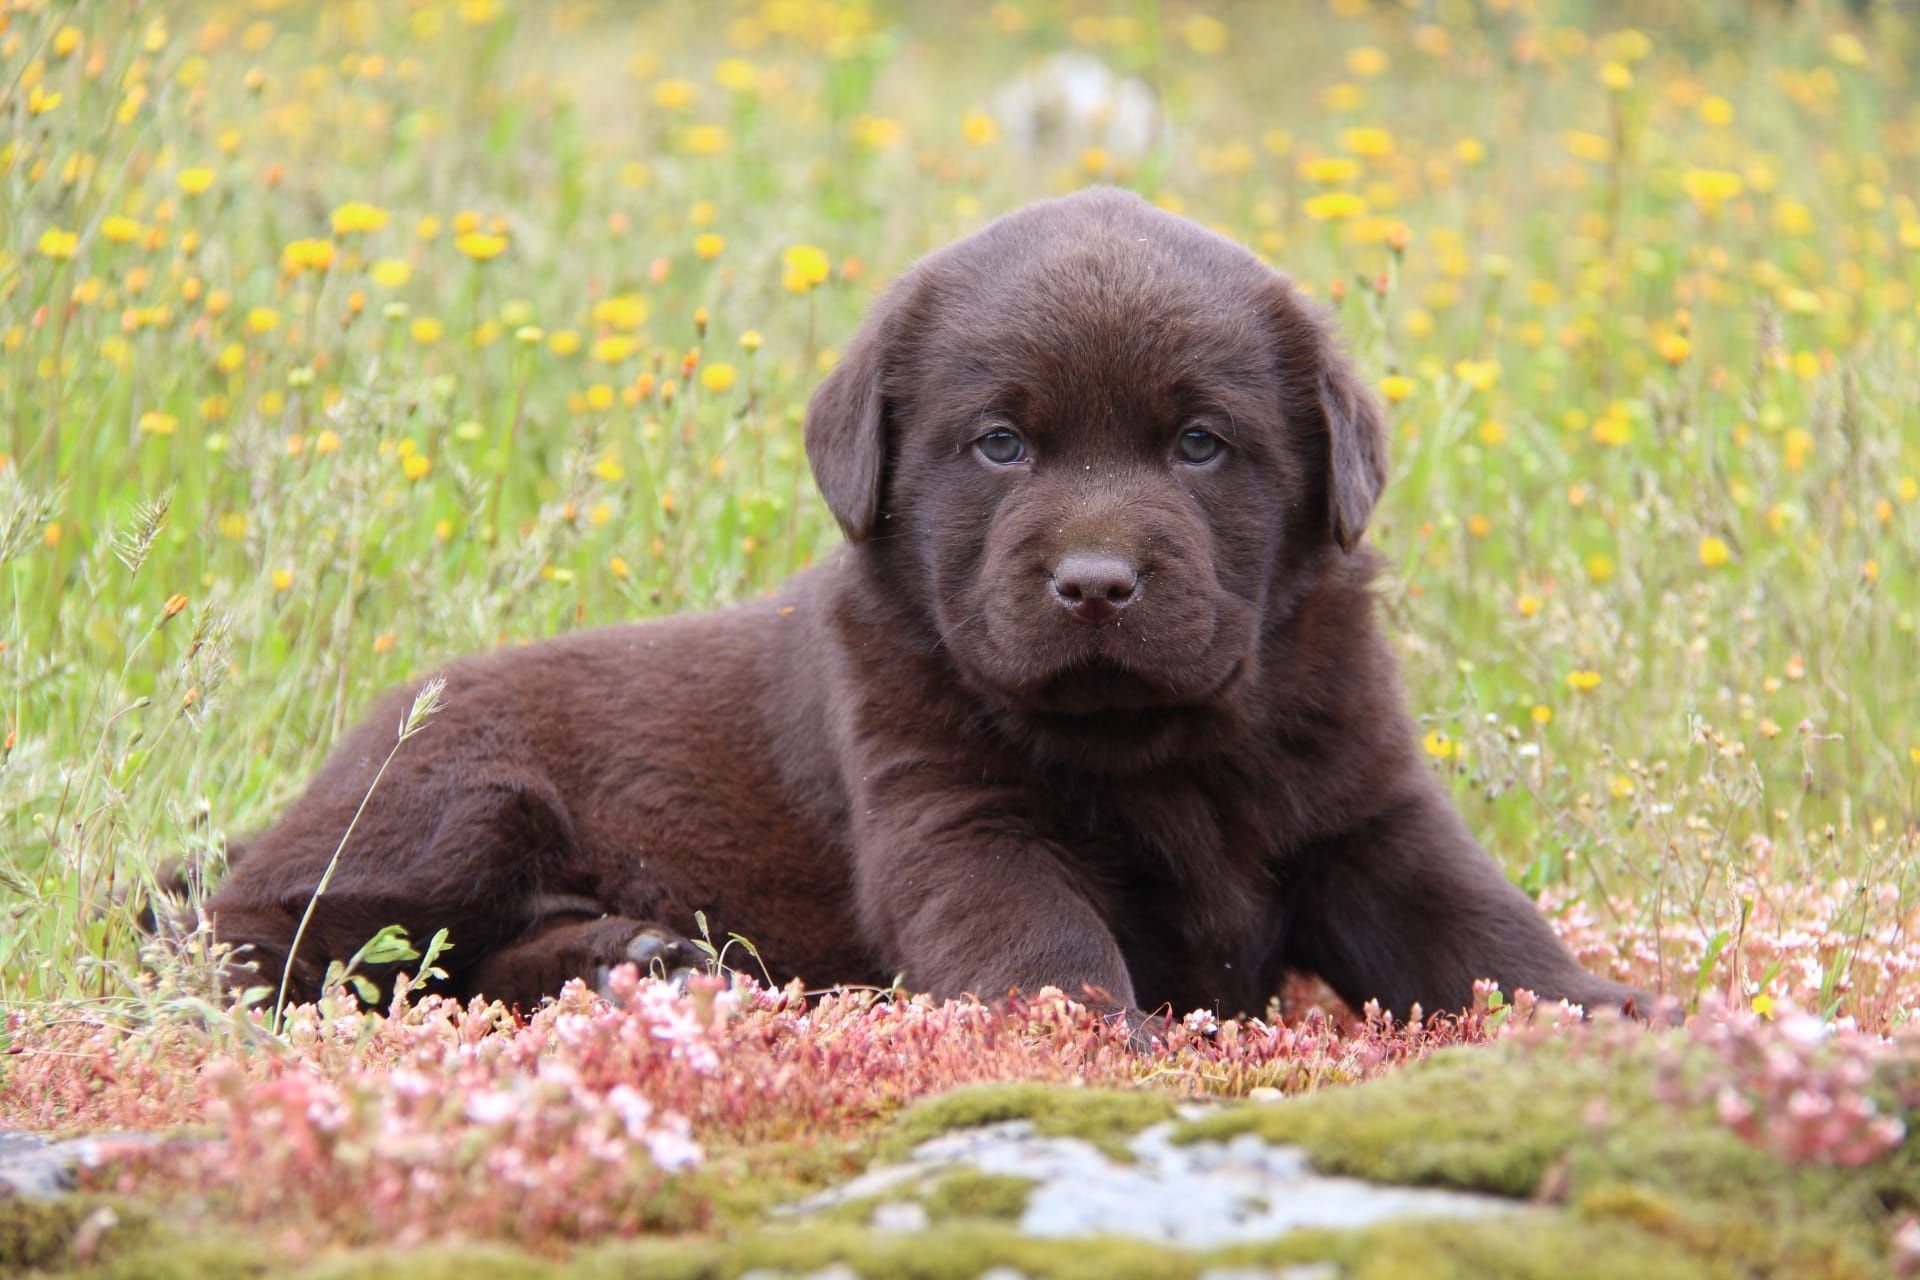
[1283,777,1652,1020]
[851,780,1138,1014]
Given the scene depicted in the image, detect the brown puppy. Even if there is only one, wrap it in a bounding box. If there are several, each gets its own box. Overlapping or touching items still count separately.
[205,188,1648,1026]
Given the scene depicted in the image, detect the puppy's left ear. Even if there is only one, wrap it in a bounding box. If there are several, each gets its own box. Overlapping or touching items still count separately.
[805,270,922,542]
[1272,282,1388,552]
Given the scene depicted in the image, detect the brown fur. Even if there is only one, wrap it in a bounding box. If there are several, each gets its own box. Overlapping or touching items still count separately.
[205,189,1648,1026]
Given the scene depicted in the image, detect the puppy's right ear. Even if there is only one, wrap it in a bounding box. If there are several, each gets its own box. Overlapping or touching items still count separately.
[805,273,920,543]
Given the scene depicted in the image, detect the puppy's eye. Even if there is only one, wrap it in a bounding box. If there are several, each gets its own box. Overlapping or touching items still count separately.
[975,429,1027,465]
[1175,428,1224,465]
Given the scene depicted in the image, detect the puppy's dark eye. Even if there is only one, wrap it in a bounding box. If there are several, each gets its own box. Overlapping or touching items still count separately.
[1175,428,1224,465]
[975,429,1026,465]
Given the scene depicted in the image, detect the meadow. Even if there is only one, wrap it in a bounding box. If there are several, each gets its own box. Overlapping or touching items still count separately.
[4,0,1920,1274]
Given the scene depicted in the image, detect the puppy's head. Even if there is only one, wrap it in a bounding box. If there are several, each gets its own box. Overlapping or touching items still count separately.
[807,188,1386,770]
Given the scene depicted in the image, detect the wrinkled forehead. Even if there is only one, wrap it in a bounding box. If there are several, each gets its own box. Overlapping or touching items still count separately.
[906,245,1280,440]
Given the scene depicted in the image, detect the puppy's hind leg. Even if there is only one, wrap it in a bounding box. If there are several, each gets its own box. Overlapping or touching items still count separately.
[209,770,587,1007]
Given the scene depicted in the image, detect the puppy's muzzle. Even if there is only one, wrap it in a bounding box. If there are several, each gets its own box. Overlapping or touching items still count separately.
[1048,551,1139,625]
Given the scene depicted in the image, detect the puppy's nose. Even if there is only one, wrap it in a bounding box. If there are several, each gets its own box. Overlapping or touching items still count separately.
[1049,552,1139,625]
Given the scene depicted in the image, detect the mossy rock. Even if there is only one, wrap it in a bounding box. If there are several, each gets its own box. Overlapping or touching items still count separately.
[1178,1036,1904,1278]
[920,1170,1036,1222]
[887,1080,1177,1160]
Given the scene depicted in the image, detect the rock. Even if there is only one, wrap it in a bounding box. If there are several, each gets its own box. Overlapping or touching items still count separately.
[0,1129,197,1198]
[792,1119,1523,1249]
[871,1200,930,1232]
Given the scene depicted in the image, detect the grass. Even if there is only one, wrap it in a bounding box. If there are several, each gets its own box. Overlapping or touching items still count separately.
[2,0,1920,1272]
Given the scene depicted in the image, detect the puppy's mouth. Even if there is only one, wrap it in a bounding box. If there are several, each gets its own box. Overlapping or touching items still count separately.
[1015,655,1246,716]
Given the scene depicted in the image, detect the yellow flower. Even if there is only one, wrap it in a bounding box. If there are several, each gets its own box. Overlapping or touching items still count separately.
[1750,993,1776,1020]
[28,85,62,115]
[1380,374,1414,404]
[1682,168,1744,212]
[652,78,697,109]
[1303,192,1367,221]
[593,457,625,482]
[701,362,737,394]
[694,232,726,261]
[246,307,281,334]
[101,216,144,244]
[37,228,78,259]
[1898,476,1918,503]
[1339,127,1394,158]
[740,329,763,353]
[548,329,582,356]
[1657,332,1691,365]
[961,111,999,146]
[1698,536,1731,568]
[401,453,432,481]
[281,238,335,273]
[1599,60,1632,91]
[1300,156,1362,185]
[1586,553,1616,582]
[1530,704,1552,725]
[331,202,389,235]
[592,295,649,330]
[138,410,178,436]
[610,555,631,579]
[178,167,216,195]
[782,244,830,293]
[455,232,507,261]
[1421,730,1455,760]
[1567,670,1602,692]
[1516,594,1541,618]
[679,124,729,155]
[591,335,638,363]
[314,429,342,456]
[713,58,758,93]
[1453,359,1501,392]
[271,568,294,592]
[410,317,444,345]
[371,258,412,287]
[1182,14,1228,54]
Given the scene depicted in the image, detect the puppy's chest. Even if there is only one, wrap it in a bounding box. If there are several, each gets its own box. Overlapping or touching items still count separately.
[1046,780,1284,1012]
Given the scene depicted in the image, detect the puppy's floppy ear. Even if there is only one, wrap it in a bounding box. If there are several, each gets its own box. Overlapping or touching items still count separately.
[805,270,922,542]
[1271,280,1389,552]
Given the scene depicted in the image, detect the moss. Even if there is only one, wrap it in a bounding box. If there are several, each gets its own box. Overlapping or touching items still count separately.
[920,1170,1035,1222]
[1176,1036,1897,1278]
[574,1222,1202,1280]
[297,1243,564,1280]
[0,1196,154,1274]
[888,1081,1176,1160]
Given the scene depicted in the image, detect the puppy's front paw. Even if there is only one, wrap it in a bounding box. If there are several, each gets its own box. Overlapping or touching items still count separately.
[592,924,703,998]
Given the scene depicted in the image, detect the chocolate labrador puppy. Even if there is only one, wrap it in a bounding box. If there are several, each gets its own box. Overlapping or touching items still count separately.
[205,188,1648,1028]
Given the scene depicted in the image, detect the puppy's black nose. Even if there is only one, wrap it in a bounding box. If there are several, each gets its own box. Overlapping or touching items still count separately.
[1049,552,1139,624]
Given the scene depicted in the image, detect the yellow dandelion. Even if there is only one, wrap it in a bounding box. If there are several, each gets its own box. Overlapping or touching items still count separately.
[1567,670,1602,692]
[694,232,726,261]
[1530,705,1552,725]
[138,410,178,437]
[1586,553,1616,582]
[331,202,390,235]
[178,167,216,195]
[610,555,631,579]
[593,457,625,482]
[1699,536,1731,568]
[590,335,638,363]
[401,453,432,481]
[1657,332,1691,365]
[1421,730,1455,760]
[271,568,294,592]
[410,316,444,345]
[101,216,144,244]
[592,295,649,330]
[1300,156,1363,185]
[961,111,999,146]
[1303,192,1368,221]
[1453,359,1501,392]
[455,231,507,261]
[701,362,737,394]
[1339,127,1395,158]
[280,238,335,274]
[1380,374,1414,403]
[370,258,412,287]
[782,244,830,293]
[37,228,78,259]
